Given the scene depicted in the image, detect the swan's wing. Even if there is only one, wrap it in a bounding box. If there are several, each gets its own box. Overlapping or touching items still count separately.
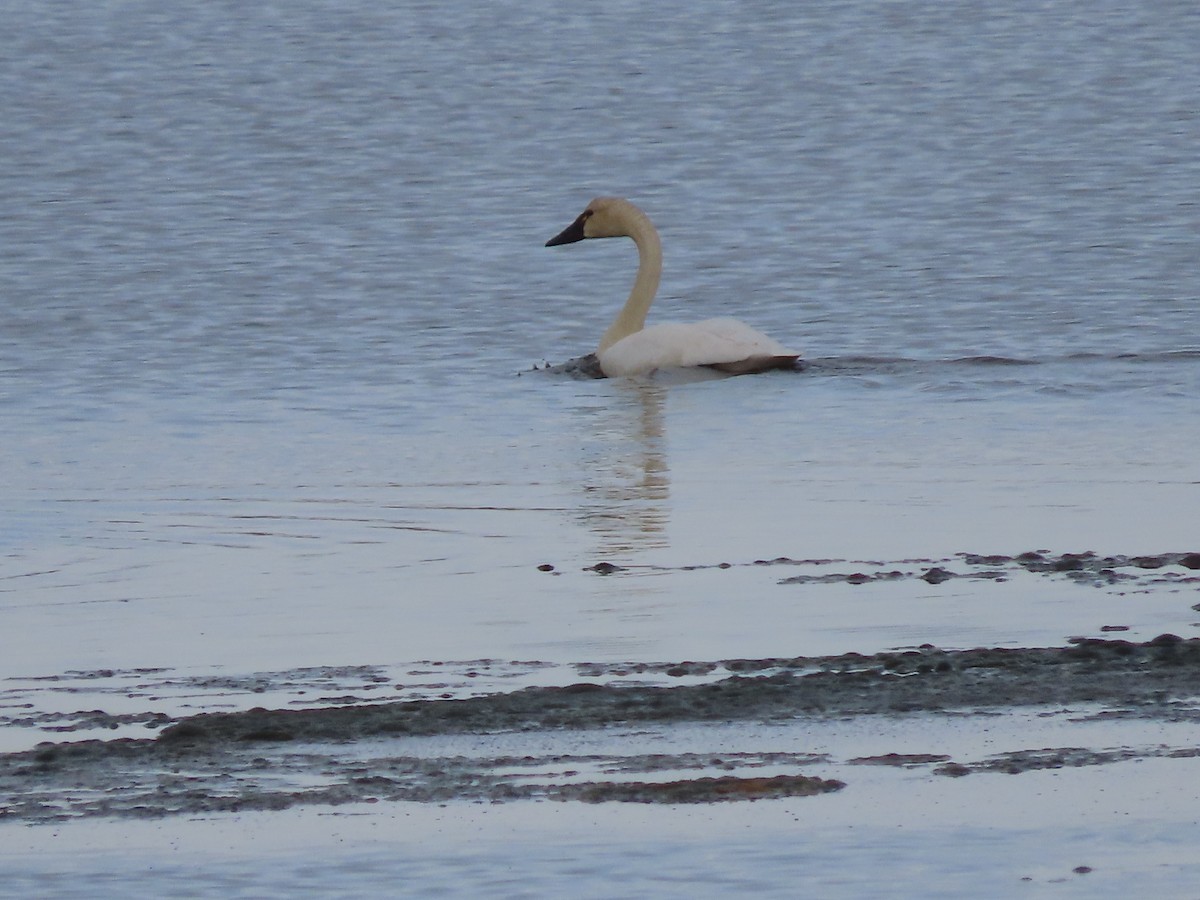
[686,319,798,359]
[600,319,800,377]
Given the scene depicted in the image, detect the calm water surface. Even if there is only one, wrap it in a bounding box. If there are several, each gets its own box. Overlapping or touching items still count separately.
[3,0,1199,895]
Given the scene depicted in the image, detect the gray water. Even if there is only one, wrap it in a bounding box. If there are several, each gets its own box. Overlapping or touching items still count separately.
[3,0,1200,895]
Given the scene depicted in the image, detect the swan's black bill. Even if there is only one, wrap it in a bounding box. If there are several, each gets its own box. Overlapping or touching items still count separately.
[546,212,588,247]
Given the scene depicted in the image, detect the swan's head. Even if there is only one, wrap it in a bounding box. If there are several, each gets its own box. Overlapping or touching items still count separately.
[546,197,638,246]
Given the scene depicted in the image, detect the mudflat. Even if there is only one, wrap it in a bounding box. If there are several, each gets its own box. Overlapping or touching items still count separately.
[4,634,1198,821]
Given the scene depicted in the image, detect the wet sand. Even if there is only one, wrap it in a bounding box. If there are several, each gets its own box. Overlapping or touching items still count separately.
[4,633,1199,822]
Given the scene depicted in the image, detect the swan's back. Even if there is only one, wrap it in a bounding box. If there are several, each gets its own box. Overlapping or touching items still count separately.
[599,318,799,377]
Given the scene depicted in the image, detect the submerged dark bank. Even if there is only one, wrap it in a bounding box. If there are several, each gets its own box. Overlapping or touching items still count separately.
[3,637,1200,821]
[157,634,1200,741]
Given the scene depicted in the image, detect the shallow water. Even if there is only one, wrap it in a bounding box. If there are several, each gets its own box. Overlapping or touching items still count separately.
[3,0,1200,894]
[6,754,1200,900]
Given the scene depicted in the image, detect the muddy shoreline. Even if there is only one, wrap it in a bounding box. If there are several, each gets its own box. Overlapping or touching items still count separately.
[3,636,1199,822]
[153,634,1200,740]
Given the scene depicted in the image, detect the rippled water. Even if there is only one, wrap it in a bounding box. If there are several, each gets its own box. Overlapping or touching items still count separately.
[3,0,1200,894]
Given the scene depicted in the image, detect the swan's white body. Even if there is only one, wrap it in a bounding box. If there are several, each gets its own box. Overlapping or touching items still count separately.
[599,318,796,378]
[546,197,800,378]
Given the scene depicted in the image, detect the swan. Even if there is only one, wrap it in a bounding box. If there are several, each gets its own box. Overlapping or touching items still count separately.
[546,197,800,378]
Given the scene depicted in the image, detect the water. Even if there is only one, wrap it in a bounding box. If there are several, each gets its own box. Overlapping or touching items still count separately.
[3,0,1200,895]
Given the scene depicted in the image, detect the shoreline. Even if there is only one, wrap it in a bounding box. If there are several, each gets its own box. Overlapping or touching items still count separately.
[4,636,1198,822]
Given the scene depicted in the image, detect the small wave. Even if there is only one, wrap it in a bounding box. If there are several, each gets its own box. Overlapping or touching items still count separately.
[1079,349,1200,364]
[521,353,605,379]
[806,349,1200,377]
[947,355,1038,366]
[801,355,1035,378]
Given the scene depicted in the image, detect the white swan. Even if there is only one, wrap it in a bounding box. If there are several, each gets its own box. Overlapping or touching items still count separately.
[546,197,800,378]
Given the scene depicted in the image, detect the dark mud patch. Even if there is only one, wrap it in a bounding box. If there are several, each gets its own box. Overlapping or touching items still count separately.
[849,753,953,767]
[0,661,563,742]
[555,549,1200,590]
[140,636,1200,743]
[770,550,1200,588]
[933,744,1200,777]
[1,745,842,820]
[571,773,843,803]
[3,638,1200,822]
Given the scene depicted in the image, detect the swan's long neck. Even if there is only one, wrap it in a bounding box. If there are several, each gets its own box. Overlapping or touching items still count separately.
[598,206,662,354]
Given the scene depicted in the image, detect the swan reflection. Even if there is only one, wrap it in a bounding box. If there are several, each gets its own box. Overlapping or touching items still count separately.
[575,380,670,556]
